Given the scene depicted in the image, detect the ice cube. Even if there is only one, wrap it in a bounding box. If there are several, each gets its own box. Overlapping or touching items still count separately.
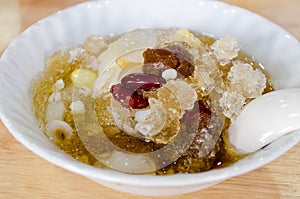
[219,91,245,120]
[227,61,267,98]
[211,35,240,66]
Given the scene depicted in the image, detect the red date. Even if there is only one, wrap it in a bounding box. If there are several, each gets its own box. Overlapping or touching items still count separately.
[143,47,194,78]
[121,73,166,91]
[181,100,211,130]
[129,92,149,109]
[110,84,148,109]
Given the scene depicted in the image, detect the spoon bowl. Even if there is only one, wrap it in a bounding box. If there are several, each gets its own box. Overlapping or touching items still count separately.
[229,89,300,154]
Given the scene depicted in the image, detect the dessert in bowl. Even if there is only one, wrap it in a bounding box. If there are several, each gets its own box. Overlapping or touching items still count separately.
[0,0,299,196]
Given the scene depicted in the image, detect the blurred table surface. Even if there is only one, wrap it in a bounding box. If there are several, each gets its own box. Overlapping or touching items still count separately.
[0,0,299,198]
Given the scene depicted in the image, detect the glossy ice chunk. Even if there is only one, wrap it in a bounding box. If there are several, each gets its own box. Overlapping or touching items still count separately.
[227,61,266,98]
[83,35,108,56]
[211,35,240,66]
[163,79,197,112]
[219,91,245,120]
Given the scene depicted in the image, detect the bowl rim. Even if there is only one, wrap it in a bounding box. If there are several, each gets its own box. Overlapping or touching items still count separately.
[0,0,299,187]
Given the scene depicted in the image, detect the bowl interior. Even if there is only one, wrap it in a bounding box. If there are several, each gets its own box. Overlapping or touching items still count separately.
[0,0,299,188]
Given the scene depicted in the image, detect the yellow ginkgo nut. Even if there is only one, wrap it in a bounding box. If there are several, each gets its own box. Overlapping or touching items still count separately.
[70,68,97,88]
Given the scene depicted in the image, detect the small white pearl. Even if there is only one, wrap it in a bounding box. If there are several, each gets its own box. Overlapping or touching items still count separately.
[162,69,177,80]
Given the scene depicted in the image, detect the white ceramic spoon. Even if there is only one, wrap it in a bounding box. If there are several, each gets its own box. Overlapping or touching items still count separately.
[228,88,300,154]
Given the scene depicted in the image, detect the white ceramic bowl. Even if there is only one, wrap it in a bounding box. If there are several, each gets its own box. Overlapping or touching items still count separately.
[0,0,299,196]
